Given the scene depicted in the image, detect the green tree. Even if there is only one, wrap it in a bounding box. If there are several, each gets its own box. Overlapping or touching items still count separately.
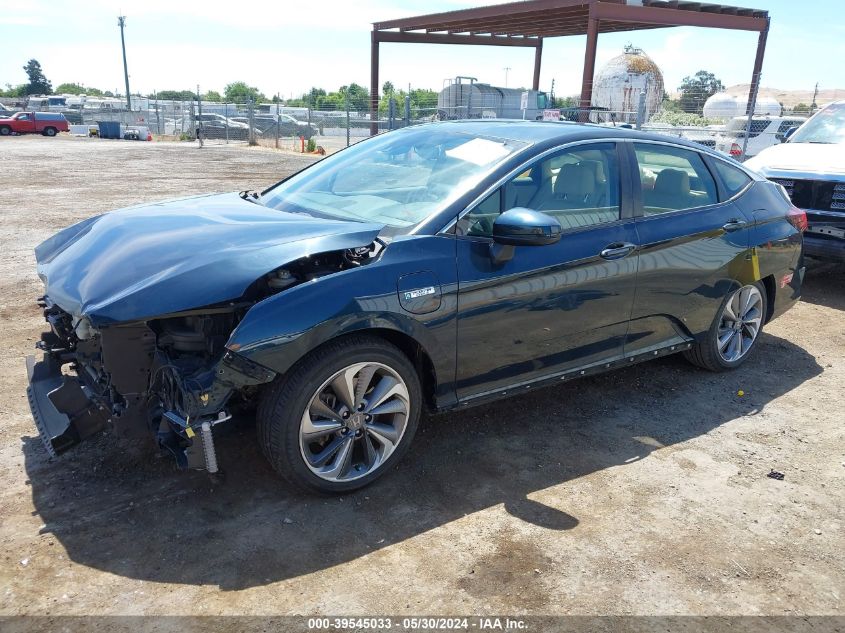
[203,90,222,102]
[23,59,52,95]
[155,89,196,101]
[224,81,265,103]
[678,70,724,115]
[793,102,810,113]
[55,82,105,96]
[0,83,27,98]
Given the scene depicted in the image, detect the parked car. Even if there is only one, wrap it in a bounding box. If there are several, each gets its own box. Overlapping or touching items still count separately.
[715,115,807,159]
[0,111,69,136]
[746,101,845,261]
[237,113,317,138]
[27,121,805,493]
[194,113,252,140]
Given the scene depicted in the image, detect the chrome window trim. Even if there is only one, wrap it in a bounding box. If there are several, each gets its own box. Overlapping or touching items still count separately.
[438,137,630,236]
[633,137,765,182]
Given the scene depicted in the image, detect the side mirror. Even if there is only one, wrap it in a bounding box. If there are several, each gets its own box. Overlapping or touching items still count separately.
[493,208,561,246]
[783,126,798,141]
[490,208,561,264]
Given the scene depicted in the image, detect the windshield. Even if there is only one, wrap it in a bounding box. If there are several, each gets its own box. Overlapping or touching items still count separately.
[790,103,845,144]
[260,126,528,228]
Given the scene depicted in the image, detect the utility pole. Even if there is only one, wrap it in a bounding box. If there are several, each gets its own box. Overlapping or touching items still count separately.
[811,82,819,112]
[503,67,511,88]
[118,16,131,110]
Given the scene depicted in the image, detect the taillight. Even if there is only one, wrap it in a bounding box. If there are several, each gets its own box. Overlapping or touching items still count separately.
[787,206,808,232]
[729,143,742,157]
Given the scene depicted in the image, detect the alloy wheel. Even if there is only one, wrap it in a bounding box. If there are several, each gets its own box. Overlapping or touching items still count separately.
[717,285,763,362]
[299,362,411,482]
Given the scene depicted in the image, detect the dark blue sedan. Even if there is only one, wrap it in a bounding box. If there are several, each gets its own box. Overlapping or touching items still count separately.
[27,121,805,493]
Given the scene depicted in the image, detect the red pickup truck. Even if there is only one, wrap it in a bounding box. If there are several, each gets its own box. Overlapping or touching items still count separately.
[0,111,69,137]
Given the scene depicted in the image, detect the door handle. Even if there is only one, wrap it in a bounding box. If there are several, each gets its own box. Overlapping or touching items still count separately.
[599,242,636,260]
[722,219,748,232]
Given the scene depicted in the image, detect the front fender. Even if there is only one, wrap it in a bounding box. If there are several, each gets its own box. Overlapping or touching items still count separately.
[227,235,458,403]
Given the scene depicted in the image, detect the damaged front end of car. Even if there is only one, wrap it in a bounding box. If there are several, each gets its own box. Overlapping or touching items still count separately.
[27,298,277,473]
[27,200,386,474]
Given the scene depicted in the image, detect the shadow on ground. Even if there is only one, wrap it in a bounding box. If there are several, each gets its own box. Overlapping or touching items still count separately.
[799,258,845,310]
[22,326,823,590]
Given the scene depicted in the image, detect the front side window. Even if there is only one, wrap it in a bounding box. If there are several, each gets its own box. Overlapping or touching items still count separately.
[457,142,621,236]
[261,127,527,229]
[635,143,718,214]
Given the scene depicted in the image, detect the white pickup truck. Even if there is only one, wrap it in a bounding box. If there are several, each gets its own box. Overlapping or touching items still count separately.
[746,101,845,262]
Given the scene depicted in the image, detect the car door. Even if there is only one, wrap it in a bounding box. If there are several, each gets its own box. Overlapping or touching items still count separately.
[17,113,35,133]
[626,141,755,355]
[453,141,639,400]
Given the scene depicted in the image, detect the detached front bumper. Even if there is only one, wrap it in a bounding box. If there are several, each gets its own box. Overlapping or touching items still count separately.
[26,354,109,457]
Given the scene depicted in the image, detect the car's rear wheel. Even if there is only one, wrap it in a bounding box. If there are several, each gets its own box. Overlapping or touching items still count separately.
[684,282,766,371]
[43,127,57,137]
[257,335,421,493]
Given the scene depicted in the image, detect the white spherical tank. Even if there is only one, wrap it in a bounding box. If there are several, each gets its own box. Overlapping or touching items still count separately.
[591,45,664,123]
[703,92,740,118]
[754,96,782,116]
[703,93,783,118]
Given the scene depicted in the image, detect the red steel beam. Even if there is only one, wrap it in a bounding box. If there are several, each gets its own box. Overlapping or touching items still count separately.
[533,38,543,91]
[579,11,599,118]
[745,17,770,115]
[373,30,540,47]
[593,1,768,31]
[374,0,588,32]
[420,6,588,34]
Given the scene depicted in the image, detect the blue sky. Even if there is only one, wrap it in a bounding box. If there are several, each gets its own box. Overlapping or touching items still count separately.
[1,0,843,98]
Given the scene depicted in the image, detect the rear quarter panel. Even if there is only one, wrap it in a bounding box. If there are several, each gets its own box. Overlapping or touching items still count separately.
[735,180,804,317]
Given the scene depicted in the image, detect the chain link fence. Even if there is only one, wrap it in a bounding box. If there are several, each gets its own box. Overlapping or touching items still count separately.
[10,83,841,159]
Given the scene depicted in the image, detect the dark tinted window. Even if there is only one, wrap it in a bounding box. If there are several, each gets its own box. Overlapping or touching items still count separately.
[457,142,621,236]
[634,143,718,214]
[711,159,752,199]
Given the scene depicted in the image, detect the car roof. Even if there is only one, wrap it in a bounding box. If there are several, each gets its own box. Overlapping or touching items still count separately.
[415,119,719,152]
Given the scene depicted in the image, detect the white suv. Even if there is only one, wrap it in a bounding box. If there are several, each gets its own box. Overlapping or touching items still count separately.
[745,102,845,262]
[716,115,808,159]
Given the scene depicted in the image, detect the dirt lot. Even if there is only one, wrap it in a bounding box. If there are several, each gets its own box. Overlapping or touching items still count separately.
[0,136,843,619]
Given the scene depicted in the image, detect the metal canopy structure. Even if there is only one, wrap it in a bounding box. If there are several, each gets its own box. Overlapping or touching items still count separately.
[370,0,770,133]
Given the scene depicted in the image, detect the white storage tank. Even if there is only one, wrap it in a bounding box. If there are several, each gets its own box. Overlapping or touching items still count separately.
[702,92,739,118]
[703,93,783,118]
[591,45,664,123]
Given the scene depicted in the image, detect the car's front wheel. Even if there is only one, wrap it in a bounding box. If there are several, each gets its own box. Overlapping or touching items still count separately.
[0,126,11,136]
[684,282,767,371]
[257,335,422,493]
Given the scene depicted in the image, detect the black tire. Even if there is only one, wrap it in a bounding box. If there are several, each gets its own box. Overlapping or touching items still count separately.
[43,127,57,137]
[0,126,11,136]
[684,281,767,372]
[257,334,422,493]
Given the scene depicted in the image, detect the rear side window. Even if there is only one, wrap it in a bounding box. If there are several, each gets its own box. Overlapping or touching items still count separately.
[634,143,718,214]
[711,159,752,199]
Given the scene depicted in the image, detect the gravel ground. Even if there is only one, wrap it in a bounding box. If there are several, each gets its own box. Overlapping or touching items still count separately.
[0,135,843,619]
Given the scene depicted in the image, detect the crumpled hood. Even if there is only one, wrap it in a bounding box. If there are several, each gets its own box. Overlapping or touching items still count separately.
[35,192,383,325]
[746,142,845,176]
